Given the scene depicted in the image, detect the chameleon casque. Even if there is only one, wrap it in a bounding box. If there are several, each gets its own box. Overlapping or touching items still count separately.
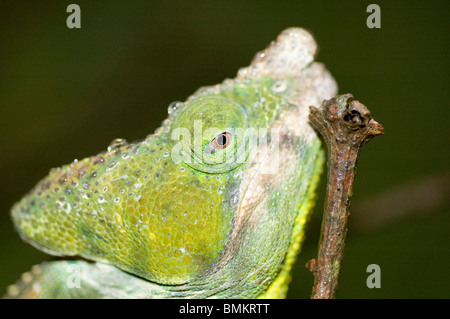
[5,28,337,298]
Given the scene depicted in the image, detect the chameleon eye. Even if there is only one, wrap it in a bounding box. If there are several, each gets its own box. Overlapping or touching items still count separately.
[170,95,248,173]
[211,132,232,150]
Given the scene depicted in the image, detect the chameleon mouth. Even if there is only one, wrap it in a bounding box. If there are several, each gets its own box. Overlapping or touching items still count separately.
[11,201,68,257]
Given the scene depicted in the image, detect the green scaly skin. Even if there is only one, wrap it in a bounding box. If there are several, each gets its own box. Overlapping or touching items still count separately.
[5,28,337,298]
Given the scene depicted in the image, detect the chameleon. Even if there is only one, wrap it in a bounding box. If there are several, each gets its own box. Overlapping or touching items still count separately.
[4,27,337,298]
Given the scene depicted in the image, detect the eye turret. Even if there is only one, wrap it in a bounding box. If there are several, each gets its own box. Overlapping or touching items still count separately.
[170,95,249,174]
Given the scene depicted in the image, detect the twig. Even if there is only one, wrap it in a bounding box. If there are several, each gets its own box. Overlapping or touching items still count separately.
[307,94,384,299]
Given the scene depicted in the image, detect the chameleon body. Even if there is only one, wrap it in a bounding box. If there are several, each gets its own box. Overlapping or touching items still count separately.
[5,28,337,298]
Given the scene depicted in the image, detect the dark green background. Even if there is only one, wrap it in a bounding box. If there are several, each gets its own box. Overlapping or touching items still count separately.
[0,1,448,298]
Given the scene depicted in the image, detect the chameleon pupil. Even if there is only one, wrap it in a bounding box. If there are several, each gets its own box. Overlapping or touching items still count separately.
[217,134,227,146]
[212,132,231,150]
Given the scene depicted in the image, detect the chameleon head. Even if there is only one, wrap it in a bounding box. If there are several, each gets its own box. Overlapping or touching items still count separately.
[11,28,337,298]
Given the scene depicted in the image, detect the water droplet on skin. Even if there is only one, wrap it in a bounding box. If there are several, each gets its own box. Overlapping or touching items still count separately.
[254,96,266,108]
[230,194,239,205]
[271,80,288,93]
[108,138,128,152]
[78,170,87,179]
[93,157,105,165]
[50,167,60,174]
[237,67,248,77]
[168,101,182,115]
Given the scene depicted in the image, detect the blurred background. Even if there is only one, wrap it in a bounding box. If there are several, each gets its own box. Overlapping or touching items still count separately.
[0,1,448,298]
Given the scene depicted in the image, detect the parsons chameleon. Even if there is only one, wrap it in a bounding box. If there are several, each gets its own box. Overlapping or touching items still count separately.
[5,28,337,298]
